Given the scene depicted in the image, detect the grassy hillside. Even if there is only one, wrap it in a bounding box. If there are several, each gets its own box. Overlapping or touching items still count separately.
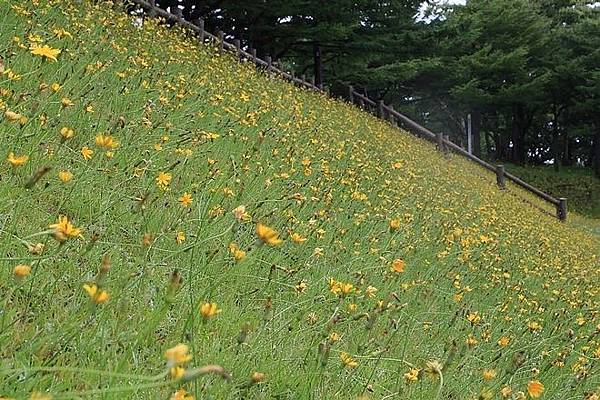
[507,165,600,220]
[0,1,598,399]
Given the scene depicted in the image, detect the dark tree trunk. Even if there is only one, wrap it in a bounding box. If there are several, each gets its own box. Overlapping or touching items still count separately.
[471,108,482,158]
[511,104,527,164]
[562,136,573,166]
[485,131,493,159]
[552,130,560,172]
[493,132,507,161]
[552,115,561,172]
[313,43,323,88]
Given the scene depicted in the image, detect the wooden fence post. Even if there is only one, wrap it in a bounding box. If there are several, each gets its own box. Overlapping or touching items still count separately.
[557,198,567,222]
[147,0,156,17]
[192,18,205,42]
[443,134,450,155]
[233,39,241,60]
[217,31,224,52]
[378,100,385,119]
[265,55,272,72]
[310,76,315,87]
[436,132,444,152]
[388,105,396,125]
[348,86,354,104]
[251,48,257,63]
[173,6,183,21]
[496,165,506,189]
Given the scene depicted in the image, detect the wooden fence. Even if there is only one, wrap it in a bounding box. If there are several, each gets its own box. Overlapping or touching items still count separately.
[121,0,568,222]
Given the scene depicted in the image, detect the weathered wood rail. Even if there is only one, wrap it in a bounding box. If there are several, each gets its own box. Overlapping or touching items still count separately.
[120,0,568,222]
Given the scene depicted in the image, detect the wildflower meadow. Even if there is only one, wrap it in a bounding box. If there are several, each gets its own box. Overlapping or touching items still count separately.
[0,1,598,399]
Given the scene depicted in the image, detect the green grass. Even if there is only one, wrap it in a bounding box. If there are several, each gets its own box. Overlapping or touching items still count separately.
[506,164,600,220]
[0,1,599,399]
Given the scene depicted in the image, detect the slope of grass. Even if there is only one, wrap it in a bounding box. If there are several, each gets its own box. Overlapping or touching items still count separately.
[506,164,600,220]
[0,1,599,399]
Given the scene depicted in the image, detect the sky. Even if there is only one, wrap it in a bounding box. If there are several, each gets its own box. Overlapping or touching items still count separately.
[417,0,466,21]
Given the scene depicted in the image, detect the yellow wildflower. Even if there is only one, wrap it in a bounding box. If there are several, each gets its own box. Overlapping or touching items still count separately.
[389,219,400,230]
[165,344,192,367]
[13,264,31,278]
[482,369,496,380]
[142,233,154,246]
[175,231,185,244]
[178,192,192,207]
[340,352,358,368]
[256,223,282,246]
[170,389,194,400]
[467,312,481,325]
[466,334,478,346]
[291,232,307,243]
[58,170,73,182]
[170,366,186,379]
[48,215,82,242]
[30,45,61,61]
[528,321,542,332]
[82,283,109,303]
[527,381,544,398]
[391,258,405,273]
[4,110,21,122]
[7,152,28,167]
[95,133,119,149]
[500,386,513,398]
[156,172,172,190]
[228,243,246,261]
[60,126,74,139]
[81,146,93,160]
[329,278,354,296]
[199,302,221,319]
[53,28,72,39]
[61,97,73,107]
[365,285,378,298]
[295,280,308,293]
[404,368,420,382]
[312,247,324,257]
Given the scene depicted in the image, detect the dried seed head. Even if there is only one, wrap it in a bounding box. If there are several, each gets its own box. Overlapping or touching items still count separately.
[250,371,266,383]
[27,242,45,255]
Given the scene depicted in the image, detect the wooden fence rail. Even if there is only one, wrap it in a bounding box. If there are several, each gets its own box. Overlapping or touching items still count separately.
[120,0,567,222]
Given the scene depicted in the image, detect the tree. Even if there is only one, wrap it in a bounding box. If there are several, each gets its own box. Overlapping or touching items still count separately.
[151,0,421,89]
